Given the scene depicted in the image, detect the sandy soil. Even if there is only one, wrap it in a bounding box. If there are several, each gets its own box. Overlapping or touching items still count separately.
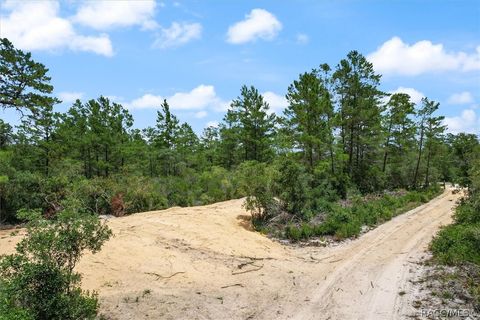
[0,188,461,320]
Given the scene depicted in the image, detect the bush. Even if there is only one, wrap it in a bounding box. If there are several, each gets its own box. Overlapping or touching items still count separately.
[0,209,112,319]
[431,223,480,265]
[283,188,440,241]
[276,157,311,218]
[239,161,279,227]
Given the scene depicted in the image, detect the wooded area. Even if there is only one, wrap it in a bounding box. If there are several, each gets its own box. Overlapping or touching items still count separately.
[1,38,478,225]
[1,35,479,319]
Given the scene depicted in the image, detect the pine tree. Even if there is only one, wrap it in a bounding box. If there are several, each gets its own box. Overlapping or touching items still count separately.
[155,99,180,150]
[224,85,276,163]
[0,38,58,115]
[284,66,334,173]
[17,102,59,176]
[413,98,442,189]
[381,93,417,187]
[333,51,384,191]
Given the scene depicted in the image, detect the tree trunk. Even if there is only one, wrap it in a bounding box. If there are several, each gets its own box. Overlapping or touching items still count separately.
[382,120,393,172]
[413,125,424,189]
[424,143,432,187]
[105,145,109,177]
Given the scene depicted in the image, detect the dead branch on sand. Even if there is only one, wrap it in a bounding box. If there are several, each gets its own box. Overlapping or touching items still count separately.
[232,265,264,275]
[221,283,245,289]
[145,271,185,280]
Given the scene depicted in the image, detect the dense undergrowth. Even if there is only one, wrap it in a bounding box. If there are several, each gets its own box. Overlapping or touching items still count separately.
[429,159,480,310]
[283,187,442,241]
[0,164,260,223]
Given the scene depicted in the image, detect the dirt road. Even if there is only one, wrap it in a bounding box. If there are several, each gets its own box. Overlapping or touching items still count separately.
[0,188,460,319]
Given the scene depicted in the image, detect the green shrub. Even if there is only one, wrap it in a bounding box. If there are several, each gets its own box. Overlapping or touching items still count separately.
[240,162,279,227]
[431,223,480,265]
[276,157,311,218]
[455,201,480,224]
[0,209,111,319]
[285,224,302,241]
[335,220,361,239]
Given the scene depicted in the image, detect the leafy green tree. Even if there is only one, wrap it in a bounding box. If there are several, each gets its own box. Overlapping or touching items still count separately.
[152,100,181,176]
[0,209,112,319]
[155,99,180,150]
[200,125,220,167]
[224,85,276,163]
[175,122,199,169]
[58,97,133,178]
[447,133,480,186]
[382,93,416,172]
[381,93,417,188]
[17,102,60,176]
[0,119,12,149]
[333,51,384,191]
[423,113,446,187]
[284,65,334,173]
[276,157,311,218]
[0,38,58,115]
[218,120,241,169]
[412,98,441,189]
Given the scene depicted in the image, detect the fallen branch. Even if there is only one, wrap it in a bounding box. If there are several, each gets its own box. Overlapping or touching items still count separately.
[238,261,255,269]
[329,258,343,263]
[145,271,185,280]
[232,265,263,275]
[221,283,244,289]
[238,255,275,261]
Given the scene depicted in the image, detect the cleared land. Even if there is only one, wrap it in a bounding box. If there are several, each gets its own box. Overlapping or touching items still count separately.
[0,188,461,320]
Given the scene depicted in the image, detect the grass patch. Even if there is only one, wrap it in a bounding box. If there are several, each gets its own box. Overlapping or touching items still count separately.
[429,191,480,310]
[283,186,441,241]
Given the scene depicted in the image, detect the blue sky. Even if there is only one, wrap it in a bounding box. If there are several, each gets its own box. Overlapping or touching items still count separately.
[1,0,479,134]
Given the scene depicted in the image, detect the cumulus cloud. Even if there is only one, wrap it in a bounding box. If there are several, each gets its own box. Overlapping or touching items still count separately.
[58,91,84,104]
[227,9,282,44]
[447,91,474,105]
[153,22,202,49]
[263,91,288,113]
[296,33,309,45]
[205,121,219,128]
[126,85,227,111]
[443,109,480,134]
[73,0,157,30]
[194,111,208,119]
[0,1,113,56]
[388,87,425,104]
[128,94,165,109]
[367,37,480,76]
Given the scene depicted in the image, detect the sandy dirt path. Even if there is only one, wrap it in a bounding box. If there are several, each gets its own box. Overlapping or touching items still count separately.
[0,188,460,320]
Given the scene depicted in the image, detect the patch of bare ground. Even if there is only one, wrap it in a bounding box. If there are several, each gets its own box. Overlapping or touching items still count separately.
[0,188,463,319]
[403,255,479,320]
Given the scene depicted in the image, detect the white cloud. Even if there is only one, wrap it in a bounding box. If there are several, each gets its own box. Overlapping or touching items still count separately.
[447,91,474,105]
[296,33,309,45]
[227,9,282,44]
[153,22,202,49]
[194,111,208,119]
[263,91,288,113]
[126,85,227,111]
[58,91,84,103]
[74,0,157,31]
[0,1,113,56]
[128,94,165,109]
[367,37,480,76]
[205,121,219,128]
[388,87,425,104]
[169,85,221,110]
[443,109,480,134]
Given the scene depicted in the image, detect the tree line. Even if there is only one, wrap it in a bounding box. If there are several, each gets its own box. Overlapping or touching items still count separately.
[0,37,479,223]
